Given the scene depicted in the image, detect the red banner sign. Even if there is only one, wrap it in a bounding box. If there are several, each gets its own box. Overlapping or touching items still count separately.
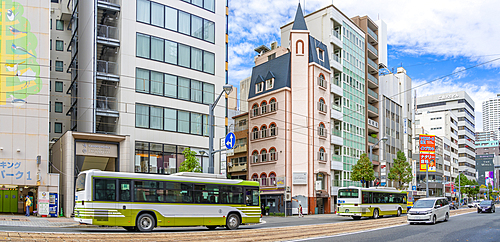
[419,153,436,172]
[419,134,436,152]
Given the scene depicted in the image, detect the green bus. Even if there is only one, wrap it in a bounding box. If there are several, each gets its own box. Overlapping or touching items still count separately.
[337,187,407,219]
[74,170,261,231]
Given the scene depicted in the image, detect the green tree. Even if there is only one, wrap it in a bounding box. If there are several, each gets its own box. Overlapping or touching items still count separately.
[179,148,202,172]
[465,180,479,199]
[387,151,412,189]
[352,154,375,188]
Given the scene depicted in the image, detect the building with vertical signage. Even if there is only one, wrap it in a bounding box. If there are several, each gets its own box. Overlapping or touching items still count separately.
[482,94,500,141]
[248,4,332,215]
[415,91,476,180]
[476,154,496,187]
[281,5,368,213]
[0,0,60,214]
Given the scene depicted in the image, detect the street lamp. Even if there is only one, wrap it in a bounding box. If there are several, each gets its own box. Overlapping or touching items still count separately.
[369,136,388,187]
[208,84,234,174]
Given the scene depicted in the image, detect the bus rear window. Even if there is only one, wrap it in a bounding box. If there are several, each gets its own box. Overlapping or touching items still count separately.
[76,173,86,192]
[338,189,359,198]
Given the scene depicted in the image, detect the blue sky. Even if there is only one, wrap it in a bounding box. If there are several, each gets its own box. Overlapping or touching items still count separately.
[227,0,500,131]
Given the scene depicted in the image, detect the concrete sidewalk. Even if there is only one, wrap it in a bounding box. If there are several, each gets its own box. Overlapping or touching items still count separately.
[0,213,79,228]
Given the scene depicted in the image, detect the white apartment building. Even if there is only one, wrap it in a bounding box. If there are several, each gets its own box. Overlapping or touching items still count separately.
[415,111,460,184]
[415,91,476,180]
[281,5,370,212]
[482,94,500,141]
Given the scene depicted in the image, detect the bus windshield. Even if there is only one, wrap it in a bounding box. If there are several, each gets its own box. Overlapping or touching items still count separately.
[75,173,86,192]
[338,189,359,198]
[413,199,435,208]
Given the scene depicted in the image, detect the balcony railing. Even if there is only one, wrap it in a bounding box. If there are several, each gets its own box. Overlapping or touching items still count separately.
[367,43,378,56]
[368,136,377,144]
[333,180,342,187]
[332,154,342,162]
[371,154,379,161]
[96,60,118,75]
[97,24,119,40]
[332,30,340,40]
[368,58,378,70]
[368,118,379,128]
[331,54,340,63]
[234,122,248,132]
[368,88,378,99]
[251,127,278,141]
[252,176,284,187]
[368,103,378,113]
[368,73,378,85]
[318,152,327,161]
[228,160,247,172]
[98,0,120,4]
[367,27,378,41]
[317,76,327,88]
[250,152,278,164]
[332,129,342,137]
[96,96,117,111]
[318,127,327,138]
[251,102,278,118]
[233,144,247,153]
[332,76,341,87]
[332,103,341,112]
[318,102,327,113]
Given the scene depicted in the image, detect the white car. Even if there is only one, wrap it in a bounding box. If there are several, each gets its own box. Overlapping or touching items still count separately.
[407,197,450,225]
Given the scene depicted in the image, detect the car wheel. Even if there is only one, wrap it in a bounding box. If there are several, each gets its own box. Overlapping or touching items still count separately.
[206,226,217,230]
[136,213,155,232]
[226,213,240,230]
[431,215,436,224]
[372,208,379,219]
[478,210,481,213]
[397,208,402,217]
[352,216,361,220]
[444,213,449,222]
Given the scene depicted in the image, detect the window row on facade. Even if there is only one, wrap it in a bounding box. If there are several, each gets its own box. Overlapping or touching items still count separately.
[250,172,277,187]
[136,68,215,104]
[250,123,277,141]
[137,0,215,43]
[48,122,63,134]
[250,148,278,163]
[135,103,209,136]
[135,141,209,174]
[136,33,215,75]
[181,0,215,12]
[250,99,277,118]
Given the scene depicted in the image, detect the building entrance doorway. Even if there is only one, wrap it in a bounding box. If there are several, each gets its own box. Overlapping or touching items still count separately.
[75,156,117,173]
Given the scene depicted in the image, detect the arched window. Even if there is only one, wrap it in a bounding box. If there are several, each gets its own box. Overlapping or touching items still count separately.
[296,40,304,55]
[252,104,259,117]
[319,123,326,137]
[252,127,259,140]
[269,123,277,136]
[318,74,326,88]
[319,98,326,112]
[270,148,277,161]
[269,172,276,186]
[252,174,258,181]
[319,147,326,161]
[269,98,277,112]
[252,151,259,163]
[261,149,268,162]
[261,101,268,114]
[261,125,268,138]
[261,173,267,186]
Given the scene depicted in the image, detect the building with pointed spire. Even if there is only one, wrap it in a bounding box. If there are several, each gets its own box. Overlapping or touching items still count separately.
[248,4,332,215]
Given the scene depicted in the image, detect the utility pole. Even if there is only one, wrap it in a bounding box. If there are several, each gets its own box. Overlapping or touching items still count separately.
[426,163,429,198]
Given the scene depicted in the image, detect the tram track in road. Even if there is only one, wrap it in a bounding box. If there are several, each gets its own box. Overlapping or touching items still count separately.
[0,208,475,241]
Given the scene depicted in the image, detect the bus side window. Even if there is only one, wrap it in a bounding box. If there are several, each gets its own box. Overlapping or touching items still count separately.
[119,180,131,201]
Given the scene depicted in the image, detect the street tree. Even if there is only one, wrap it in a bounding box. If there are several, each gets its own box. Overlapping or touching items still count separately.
[352,154,375,188]
[457,173,469,202]
[179,148,202,172]
[387,151,412,189]
[466,180,479,200]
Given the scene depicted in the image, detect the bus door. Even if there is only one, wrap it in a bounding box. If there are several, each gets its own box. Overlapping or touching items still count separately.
[94,178,117,226]
[118,180,132,226]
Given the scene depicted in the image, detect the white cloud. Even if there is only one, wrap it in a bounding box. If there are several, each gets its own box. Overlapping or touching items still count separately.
[452,66,467,79]
[413,78,500,131]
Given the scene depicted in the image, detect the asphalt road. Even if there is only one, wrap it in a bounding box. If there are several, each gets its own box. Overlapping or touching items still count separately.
[306,209,499,242]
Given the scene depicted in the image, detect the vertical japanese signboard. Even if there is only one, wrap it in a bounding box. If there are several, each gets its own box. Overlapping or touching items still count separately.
[419,134,436,172]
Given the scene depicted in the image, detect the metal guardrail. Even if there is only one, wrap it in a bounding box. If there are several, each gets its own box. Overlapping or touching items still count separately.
[368,73,378,85]
[97,24,119,40]
[367,27,378,41]
[368,103,378,113]
[331,54,340,63]
[96,60,117,75]
[332,154,342,162]
[368,88,378,99]
[368,136,378,144]
[367,43,378,55]
[332,30,340,39]
[368,58,378,70]
[332,104,341,112]
[332,129,342,137]
[96,96,117,111]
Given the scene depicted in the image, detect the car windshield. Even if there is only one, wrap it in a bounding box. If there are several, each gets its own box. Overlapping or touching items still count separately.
[412,199,435,208]
[480,201,491,205]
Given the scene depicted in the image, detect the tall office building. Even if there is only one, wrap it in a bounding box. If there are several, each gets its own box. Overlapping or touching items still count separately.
[476,131,495,142]
[379,67,413,186]
[281,5,371,211]
[239,76,251,113]
[482,94,500,141]
[415,91,476,180]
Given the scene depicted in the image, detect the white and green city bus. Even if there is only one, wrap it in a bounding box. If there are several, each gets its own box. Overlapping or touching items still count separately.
[337,187,407,219]
[74,170,261,231]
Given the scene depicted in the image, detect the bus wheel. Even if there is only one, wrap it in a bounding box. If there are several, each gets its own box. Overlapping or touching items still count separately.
[123,226,136,232]
[352,216,361,220]
[226,214,240,230]
[372,208,379,219]
[136,213,155,232]
[207,226,217,230]
[397,208,402,217]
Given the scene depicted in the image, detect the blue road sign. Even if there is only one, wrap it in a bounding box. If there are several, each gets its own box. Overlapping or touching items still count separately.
[225,132,236,149]
[453,189,456,192]
[412,186,416,191]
